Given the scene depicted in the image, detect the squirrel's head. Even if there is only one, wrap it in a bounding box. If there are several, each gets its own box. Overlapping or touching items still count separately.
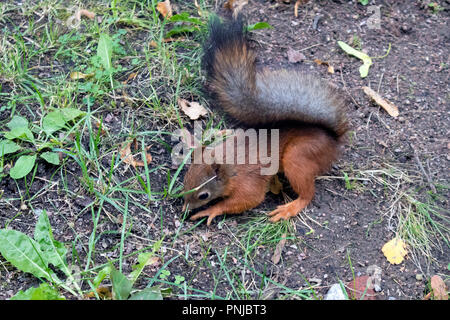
[182,163,226,211]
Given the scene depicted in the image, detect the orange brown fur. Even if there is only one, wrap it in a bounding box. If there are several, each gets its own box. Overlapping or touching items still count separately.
[183,16,348,225]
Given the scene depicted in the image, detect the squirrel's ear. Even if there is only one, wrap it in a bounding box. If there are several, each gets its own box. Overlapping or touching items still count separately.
[211,163,220,176]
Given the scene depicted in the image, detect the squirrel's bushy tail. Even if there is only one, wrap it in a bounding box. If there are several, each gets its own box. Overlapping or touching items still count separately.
[202,15,348,138]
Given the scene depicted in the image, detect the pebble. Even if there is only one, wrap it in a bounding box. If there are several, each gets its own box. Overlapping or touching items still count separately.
[415,274,423,281]
[324,283,348,300]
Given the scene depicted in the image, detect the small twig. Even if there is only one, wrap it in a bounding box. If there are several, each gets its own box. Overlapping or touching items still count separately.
[377,72,384,93]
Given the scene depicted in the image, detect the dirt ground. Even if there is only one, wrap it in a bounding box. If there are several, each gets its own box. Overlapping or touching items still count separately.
[0,0,449,300]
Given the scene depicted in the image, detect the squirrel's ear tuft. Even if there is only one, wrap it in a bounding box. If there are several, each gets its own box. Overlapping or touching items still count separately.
[211,163,221,176]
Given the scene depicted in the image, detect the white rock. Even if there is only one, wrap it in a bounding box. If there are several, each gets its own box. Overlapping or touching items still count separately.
[324,283,348,300]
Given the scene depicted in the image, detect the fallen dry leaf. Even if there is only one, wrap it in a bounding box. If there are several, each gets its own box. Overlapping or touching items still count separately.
[287,48,306,63]
[156,0,173,18]
[362,86,399,117]
[149,37,184,48]
[429,275,448,300]
[294,0,300,17]
[346,276,377,300]
[314,58,335,74]
[382,237,407,264]
[271,233,287,264]
[294,0,310,17]
[178,98,208,120]
[194,0,202,16]
[85,286,112,299]
[70,71,94,80]
[119,139,152,169]
[224,0,248,16]
[76,9,96,20]
[122,72,137,84]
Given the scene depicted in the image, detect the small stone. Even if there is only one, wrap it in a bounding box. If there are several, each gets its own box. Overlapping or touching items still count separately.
[324,283,348,300]
[415,274,423,281]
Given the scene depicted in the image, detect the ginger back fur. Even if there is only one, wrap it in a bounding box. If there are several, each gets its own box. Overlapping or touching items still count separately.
[202,15,348,138]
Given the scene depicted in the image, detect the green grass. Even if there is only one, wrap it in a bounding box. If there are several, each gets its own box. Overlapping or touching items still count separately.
[0,0,313,300]
[1,0,447,301]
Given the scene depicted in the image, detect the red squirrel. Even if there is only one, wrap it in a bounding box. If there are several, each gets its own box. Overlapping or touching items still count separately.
[182,15,348,226]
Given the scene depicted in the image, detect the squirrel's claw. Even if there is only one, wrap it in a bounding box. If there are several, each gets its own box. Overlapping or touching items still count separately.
[267,199,307,222]
[190,210,221,226]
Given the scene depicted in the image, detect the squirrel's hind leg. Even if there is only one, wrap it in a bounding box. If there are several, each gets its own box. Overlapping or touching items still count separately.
[268,132,334,222]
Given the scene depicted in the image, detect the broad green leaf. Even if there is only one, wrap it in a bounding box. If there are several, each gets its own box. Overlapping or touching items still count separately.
[0,139,21,156]
[111,268,132,300]
[247,22,273,31]
[61,108,84,122]
[42,111,66,135]
[11,283,65,300]
[34,211,68,273]
[7,116,28,130]
[93,266,112,288]
[4,127,34,142]
[165,25,198,38]
[40,152,60,165]
[338,41,373,78]
[128,286,163,300]
[97,33,113,70]
[4,116,34,142]
[169,12,202,25]
[10,154,36,179]
[0,229,52,281]
[129,252,155,283]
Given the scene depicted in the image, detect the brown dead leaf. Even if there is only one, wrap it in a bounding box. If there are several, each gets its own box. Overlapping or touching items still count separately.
[294,0,310,17]
[156,0,173,18]
[85,286,112,299]
[119,139,152,169]
[271,233,287,264]
[194,0,202,16]
[294,0,300,17]
[430,275,448,300]
[362,86,399,118]
[287,48,306,63]
[178,98,208,120]
[223,0,248,16]
[76,9,96,20]
[314,58,335,74]
[122,72,137,84]
[346,276,377,300]
[94,120,107,136]
[149,37,184,48]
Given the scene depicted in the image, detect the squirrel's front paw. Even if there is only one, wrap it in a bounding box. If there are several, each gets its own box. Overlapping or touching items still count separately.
[190,209,222,226]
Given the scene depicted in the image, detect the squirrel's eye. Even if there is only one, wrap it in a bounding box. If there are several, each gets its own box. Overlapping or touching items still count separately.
[198,192,210,200]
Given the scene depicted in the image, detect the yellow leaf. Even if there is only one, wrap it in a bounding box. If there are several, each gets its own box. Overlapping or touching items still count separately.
[382,237,407,264]
[70,71,94,80]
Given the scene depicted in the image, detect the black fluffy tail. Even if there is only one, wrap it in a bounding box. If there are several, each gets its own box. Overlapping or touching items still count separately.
[202,15,348,138]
